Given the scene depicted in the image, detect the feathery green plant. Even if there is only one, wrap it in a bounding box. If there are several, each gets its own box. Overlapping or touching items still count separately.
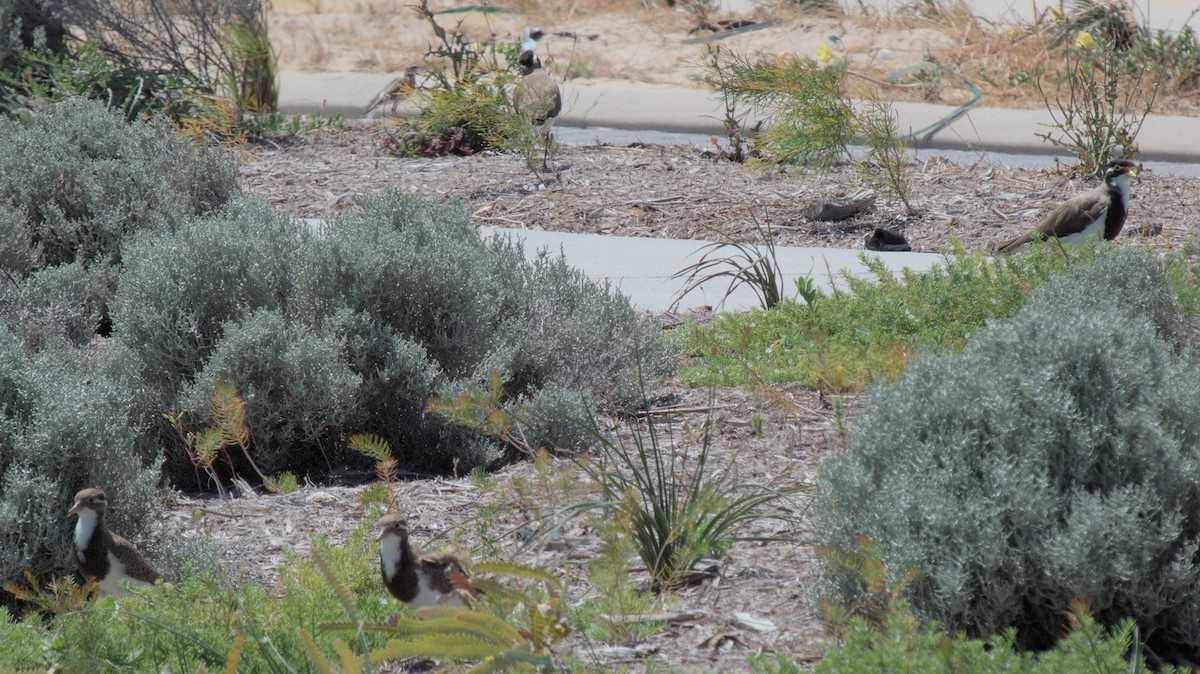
[683,242,1071,389]
[672,217,790,311]
[164,380,268,498]
[564,402,807,591]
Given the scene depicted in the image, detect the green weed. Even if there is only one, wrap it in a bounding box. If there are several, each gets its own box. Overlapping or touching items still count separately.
[682,243,1069,390]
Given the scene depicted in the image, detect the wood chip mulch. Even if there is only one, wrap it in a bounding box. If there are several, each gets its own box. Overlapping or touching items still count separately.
[161,123,1200,671]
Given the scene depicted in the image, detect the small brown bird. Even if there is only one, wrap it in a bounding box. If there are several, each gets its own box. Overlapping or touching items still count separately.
[69,488,162,597]
[992,159,1141,254]
[376,514,477,609]
[365,64,422,116]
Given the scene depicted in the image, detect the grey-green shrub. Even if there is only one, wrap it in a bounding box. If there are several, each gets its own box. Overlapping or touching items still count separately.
[110,189,675,476]
[814,249,1200,654]
[1,260,115,348]
[181,308,362,474]
[110,199,302,398]
[1029,246,1187,349]
[0,333,161,610]
[0,98,237,275]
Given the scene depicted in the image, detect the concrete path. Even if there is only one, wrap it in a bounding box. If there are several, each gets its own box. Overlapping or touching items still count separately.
[479,226,944,313]
[278,74,1200,164]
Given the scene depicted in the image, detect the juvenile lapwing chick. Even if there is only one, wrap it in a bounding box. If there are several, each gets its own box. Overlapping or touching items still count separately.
[993,159,1141,254]
[376,514,477,609]
[365,64,422,115]
[69,487,162,598]
[512,26,562,168]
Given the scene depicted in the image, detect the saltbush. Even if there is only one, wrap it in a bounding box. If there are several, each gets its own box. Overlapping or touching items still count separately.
[182,308,362,475]
[814,249,1200,655]
[109,199,303,400]
[1,260,115,348]
[0,332,162,610]
[0,98,237,276]
[111,189,674,477]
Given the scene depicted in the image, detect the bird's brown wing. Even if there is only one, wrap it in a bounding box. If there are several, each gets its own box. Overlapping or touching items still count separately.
[109,533,163,584]
[514,72,561,123]
[993,188,1109,254]
[1033,189,1109,238]
[419,552,466,595]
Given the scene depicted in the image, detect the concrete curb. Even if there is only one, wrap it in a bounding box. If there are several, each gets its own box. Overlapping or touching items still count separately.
[277,72,1200,163]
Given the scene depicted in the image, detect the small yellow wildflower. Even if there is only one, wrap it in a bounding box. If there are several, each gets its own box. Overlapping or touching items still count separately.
[1006,25,1018,38]
[1075,30,1096,48]
[1051,7,1064,22]
[816,43,833,63]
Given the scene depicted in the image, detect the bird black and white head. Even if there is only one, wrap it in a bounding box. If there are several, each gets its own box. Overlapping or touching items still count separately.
[376,513,409,541]
[519,25,545,75]
[1104,159,1140,184]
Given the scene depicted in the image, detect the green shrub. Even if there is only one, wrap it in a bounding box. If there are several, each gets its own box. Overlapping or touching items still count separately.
[0,334,161,612]
[684,244,1067,389]
[111,189,673,477]
[814,250,1200,654]
[814,605,1182,673]
[182,308,362,475]
[0,0,66,113]
[0,99,238,276]
[0,606,45,669]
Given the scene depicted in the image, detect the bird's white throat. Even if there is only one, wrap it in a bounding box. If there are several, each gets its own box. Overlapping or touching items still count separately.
[74,509,99,561]
[379,532,402,582]
[1112,172,1133,204]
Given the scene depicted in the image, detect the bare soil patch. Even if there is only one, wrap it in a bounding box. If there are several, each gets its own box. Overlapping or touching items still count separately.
[169,383,856,672]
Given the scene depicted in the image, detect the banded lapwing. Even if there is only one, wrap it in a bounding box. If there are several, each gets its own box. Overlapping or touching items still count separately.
[69,487,162,597]
[512,26,562,169]
[365,64,422,116]
[376,513,478,610]
[993,159,1141,254]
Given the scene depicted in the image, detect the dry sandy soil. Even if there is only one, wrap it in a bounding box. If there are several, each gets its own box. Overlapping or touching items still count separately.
[162,2,1200,672]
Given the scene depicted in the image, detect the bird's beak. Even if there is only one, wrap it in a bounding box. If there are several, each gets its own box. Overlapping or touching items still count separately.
[376,528,387,541]
[68,502,82,516]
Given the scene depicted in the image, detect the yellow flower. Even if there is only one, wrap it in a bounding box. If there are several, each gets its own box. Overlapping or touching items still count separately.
[1051,7,1064,22]
[1006,25,1018,38]
[1075,30,1096,48]
[816,43,833,63]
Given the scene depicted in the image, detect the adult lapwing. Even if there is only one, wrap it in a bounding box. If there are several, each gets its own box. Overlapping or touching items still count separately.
[993,159,1141,254]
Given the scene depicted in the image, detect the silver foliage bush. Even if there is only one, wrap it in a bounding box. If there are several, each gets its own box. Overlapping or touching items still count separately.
[0,332,161,608]
[814,249,1200,655]
[0,99,238,275]
[110,189,676,477]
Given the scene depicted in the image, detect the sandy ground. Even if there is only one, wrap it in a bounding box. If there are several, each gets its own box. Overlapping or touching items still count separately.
[268,0,1200,116]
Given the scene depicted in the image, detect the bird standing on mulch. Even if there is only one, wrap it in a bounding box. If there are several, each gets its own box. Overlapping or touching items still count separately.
[992,159,1140,254]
